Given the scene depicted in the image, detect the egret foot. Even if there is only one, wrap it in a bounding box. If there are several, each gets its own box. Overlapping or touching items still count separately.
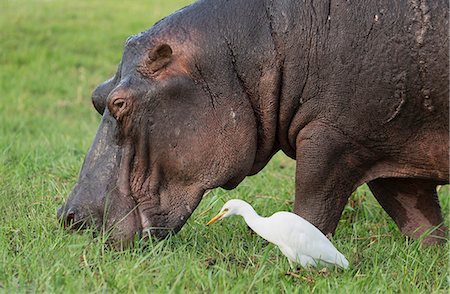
[285,271,301,279]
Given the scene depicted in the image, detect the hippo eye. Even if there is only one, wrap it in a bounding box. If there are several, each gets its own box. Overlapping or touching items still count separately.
[113,99,125,110]
[108,97,128,120]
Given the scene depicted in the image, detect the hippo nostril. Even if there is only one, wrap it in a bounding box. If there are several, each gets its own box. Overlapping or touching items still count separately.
[58,205,94,231]
[65,211,76,227]
[60,208,85,230]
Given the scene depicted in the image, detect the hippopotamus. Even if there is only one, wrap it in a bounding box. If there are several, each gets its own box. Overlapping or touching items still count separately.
[57,0,449,247]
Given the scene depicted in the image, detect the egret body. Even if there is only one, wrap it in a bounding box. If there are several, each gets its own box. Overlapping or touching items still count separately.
[207,199,349,269]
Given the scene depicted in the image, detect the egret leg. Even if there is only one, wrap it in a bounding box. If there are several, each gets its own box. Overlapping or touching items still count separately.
[368,178,447,244]
[293,121,375,235]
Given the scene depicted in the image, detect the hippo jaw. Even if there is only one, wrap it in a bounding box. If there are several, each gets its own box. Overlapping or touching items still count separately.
[57,117,207,246]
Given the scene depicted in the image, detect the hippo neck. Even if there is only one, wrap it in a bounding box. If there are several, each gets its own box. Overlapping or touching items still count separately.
[185,0,294,175]
[199,0,312,174]
[222,1,287,175]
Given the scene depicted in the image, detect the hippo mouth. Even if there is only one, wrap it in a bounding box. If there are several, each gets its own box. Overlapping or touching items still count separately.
[134,194,201,241]
[141,226,174,240]
[57,197,181,246]
[57,124,204,247]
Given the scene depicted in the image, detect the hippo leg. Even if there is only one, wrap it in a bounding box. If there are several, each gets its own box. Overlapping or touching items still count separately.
[293,121,373,235]
[367,178,447,244]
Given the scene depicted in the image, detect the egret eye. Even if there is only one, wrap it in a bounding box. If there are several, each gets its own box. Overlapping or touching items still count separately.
[223,208,229,212]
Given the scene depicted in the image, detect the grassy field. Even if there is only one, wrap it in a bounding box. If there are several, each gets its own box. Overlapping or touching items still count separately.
[0,0,448,292]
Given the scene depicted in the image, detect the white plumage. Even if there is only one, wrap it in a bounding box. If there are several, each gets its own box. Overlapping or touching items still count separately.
[207,199,349,269]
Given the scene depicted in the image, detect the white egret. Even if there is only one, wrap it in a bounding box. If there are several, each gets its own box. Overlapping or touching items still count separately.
[207,199,349,269]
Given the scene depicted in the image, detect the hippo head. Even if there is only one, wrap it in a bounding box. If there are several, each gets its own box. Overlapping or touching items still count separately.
[57,28,259,247]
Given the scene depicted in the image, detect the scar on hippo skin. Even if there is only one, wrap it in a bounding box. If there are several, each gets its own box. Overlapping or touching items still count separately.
[409,0,431,46]
[421,88,434,112]
[384,71,406,124]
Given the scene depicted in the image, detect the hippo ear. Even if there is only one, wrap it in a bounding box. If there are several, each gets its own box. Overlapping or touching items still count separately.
[147,44,173,74]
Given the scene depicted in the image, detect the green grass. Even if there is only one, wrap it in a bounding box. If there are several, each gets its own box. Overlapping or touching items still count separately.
[0,0,448,292]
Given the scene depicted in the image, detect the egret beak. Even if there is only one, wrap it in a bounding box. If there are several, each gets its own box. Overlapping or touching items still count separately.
[207,211,226,225]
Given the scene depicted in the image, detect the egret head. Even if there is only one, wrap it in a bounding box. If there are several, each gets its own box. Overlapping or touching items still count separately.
[206,199,250,225]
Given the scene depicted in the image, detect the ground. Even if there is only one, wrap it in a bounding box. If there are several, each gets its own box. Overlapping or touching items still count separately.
[0,0,448,292]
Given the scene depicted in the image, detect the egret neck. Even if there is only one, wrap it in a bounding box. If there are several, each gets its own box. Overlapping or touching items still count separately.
[236,203,277,245]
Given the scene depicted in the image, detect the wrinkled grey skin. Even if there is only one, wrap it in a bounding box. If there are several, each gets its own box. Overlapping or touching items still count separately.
[58,0,449,247]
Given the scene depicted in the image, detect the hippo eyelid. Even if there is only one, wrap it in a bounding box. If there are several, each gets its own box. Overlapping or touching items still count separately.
[109,96,127,114]
[113,98,126,109]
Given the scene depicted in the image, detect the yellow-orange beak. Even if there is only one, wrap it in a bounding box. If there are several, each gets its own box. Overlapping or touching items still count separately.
[207,211,226,225]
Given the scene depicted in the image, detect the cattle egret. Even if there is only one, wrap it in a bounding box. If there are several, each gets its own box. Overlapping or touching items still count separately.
[207,199,349,269]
